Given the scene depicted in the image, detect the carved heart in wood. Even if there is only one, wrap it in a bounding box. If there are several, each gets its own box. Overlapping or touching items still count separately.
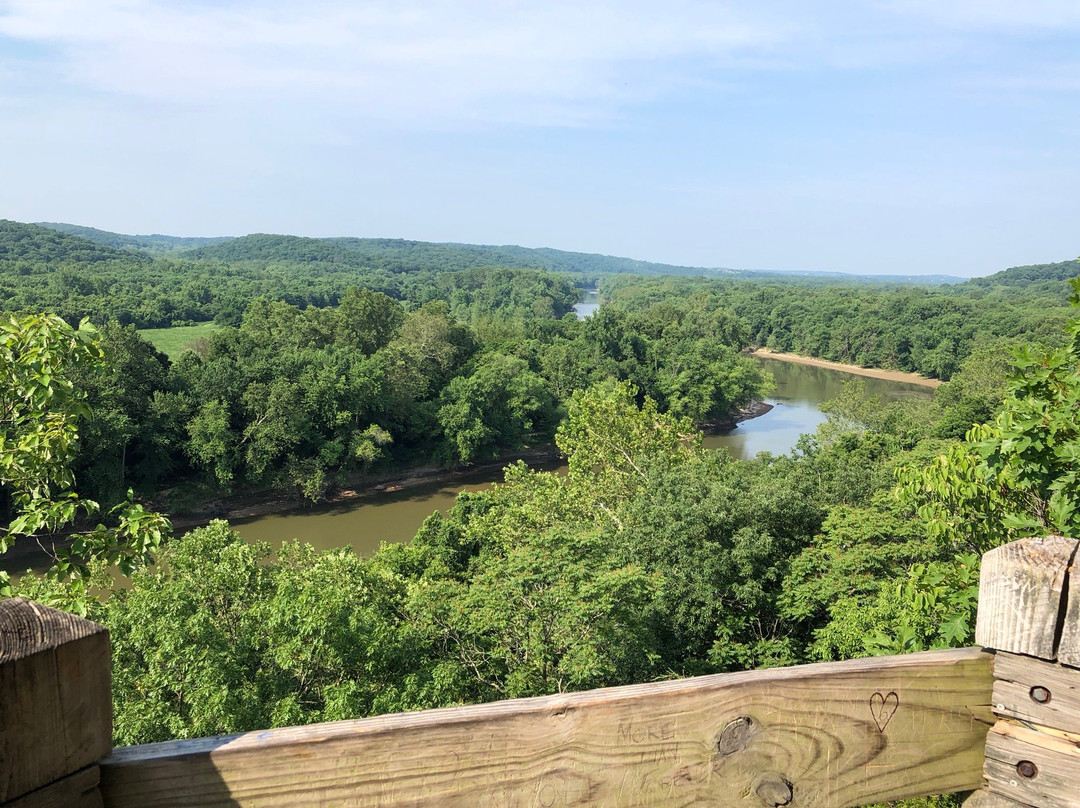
[869,691,899,732]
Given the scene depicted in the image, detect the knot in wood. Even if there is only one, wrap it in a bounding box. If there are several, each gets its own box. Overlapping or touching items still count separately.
[754,774,793,807]
[717,716,756,756]
[1016,760,1038,779]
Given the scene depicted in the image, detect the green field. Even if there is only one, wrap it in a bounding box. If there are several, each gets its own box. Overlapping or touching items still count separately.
[138,322,218,359]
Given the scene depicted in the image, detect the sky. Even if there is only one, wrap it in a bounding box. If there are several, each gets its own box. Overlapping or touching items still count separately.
[1,1,1078,277]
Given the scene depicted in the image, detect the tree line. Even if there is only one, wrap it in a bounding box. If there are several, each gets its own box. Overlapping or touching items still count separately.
[602,271,1074,379]
[66,288,768,508]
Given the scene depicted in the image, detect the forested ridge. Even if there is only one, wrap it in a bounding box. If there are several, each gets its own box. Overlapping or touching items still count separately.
[36,222,233,254]
[3,214,1080,797]
[4,221,1072,378]
[3,220,983,331]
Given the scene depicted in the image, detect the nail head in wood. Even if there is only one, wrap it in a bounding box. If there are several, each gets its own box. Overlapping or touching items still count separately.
[985,720,1080,808]
[1016,760,1038,779]
[1029,686,1051,704]
[992,653,1080,734]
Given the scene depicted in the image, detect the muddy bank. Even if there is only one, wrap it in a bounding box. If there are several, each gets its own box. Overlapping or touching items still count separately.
[750,349,941,388]
[193,399,775,525]
[705,399,774,432]
[169,398,775,528]
[167,446,563,529]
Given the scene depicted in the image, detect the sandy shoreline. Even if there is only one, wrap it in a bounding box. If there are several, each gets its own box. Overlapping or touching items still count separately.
[750,349,941,388]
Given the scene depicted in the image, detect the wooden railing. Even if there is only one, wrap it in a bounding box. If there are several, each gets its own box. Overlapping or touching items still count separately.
[3,536,1079,808]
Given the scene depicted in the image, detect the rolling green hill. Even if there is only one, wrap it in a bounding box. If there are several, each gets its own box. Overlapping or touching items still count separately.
[1,220,148,266]
[968,259,1080,289]
[30,221,979,284]
[37,222,233,254]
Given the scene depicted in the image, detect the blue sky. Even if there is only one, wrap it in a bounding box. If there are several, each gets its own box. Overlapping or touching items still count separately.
[1,1,1077,276]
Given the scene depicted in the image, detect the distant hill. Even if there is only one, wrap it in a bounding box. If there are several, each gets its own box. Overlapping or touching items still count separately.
[0,220,147,266]
[184,232,967,284]
[28,221,1060,287]
[181,234,719,278]
[184,233,357,264]
[968,259,1080,288]
[37,222,233,254]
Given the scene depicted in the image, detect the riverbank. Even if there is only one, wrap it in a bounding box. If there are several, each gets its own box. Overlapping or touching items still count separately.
[0,398,775,573]
[750,349,941,388]
[167,446,563,529]
[177,398,775,526]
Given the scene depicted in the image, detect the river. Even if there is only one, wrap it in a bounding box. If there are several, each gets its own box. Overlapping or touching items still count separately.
[231,357,933,555]
[574,289,601,319]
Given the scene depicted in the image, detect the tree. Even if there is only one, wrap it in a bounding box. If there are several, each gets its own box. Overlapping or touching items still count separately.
[69,321,176,500]
[437,353,553,464]
[410,526,657,698]
[0,314,168,603]
[334,287,404,354]
[899,279,1080,550]
[556,379,700,502]
[186,399,236,488]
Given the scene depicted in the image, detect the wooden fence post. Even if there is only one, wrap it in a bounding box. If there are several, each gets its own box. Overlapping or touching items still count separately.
[970,535,1080,808]
[0,597,112,808]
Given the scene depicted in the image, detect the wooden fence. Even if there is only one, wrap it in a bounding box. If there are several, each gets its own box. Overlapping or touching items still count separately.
[2,535,1079,808]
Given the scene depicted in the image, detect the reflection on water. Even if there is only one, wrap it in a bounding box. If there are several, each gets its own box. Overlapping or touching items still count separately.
[231,357,934,556]
[706,358,932,460]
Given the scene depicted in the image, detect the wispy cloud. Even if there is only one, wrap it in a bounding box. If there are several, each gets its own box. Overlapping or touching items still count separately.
[877,0,1080,30]
[0,1,793,126]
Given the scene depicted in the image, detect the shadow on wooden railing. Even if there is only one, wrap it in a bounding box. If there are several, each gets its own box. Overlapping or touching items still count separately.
[3,536,1079,808]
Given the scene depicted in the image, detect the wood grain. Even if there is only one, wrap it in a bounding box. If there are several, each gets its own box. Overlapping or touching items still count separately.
[0,598,112,803]
[976,536,1079,660]
[992,652,1080,734]
[0,768,102,808]
[1059,547,1080,668]
[984,720,1080,808]
[102,648,994,808]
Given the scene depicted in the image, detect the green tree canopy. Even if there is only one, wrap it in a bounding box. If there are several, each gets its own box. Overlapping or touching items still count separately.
[0,313,168,604]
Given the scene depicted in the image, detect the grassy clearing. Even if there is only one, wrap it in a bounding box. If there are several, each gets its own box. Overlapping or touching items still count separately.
[139,322,218,359]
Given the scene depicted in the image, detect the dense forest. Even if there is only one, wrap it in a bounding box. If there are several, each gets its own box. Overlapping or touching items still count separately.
[66,286,767,508]
[601,273,1073,380]
[3,218,1080,782]
[2,221,1071,383]
[2,220,983,329]
[1,216,1076,514]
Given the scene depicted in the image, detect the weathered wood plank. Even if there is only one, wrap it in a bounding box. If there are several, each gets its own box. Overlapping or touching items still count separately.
[101,648,994,808]
[985,721,1080,808]
[0,598,112,803]
[976,536,1078,660]
[1058,549,1080,668]
[0,767,102,808]
[992,652,1080,733]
